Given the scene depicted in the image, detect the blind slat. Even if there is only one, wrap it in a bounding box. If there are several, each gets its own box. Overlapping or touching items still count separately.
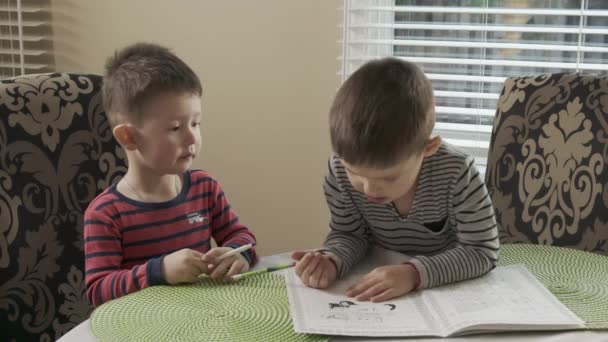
[351,6,608,16]
[434,122,493,133]
[0,6,43,12]
[349,23,608,35]
[0,62,48,69]
[0,34,45,41]
[0,20,47,27]
[346,56,607,70]
[435,106,496,116]
[442,138,490,149]
[0,48,46,56]
[427,73,506,83]
[435,91,500,100]
[351,39,608,53]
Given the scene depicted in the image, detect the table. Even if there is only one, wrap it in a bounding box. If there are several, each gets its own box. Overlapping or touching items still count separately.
[58,251,608,342]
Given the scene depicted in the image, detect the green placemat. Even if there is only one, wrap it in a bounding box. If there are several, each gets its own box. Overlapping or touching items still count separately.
[498,243,608,329]
[91,273,328,342]
[92,244,608,341]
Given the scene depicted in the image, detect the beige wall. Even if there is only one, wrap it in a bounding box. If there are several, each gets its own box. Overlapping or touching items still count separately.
[50,0,342,256]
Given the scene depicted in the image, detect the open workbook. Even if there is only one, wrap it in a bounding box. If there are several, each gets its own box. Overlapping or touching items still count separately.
[285,247,584,337]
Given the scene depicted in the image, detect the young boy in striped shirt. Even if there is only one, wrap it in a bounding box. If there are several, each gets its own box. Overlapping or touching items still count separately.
[84,43,257,306]
[292,58,499,302]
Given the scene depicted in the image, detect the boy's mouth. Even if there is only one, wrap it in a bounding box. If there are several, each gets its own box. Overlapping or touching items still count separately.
[367,195,387,203]
[179,153,195,159]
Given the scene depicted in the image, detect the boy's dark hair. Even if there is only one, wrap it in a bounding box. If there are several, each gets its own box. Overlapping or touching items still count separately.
[102,42,202,127]
[330,58,435,168]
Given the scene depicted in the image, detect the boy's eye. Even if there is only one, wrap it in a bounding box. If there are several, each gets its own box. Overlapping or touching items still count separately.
[192,122,200,127]
[170,126,180,131]
[382,175,400,182]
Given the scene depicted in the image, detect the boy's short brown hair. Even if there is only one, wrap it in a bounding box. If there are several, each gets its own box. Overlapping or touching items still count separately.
[102,42,202,127]
[330,58,435,168]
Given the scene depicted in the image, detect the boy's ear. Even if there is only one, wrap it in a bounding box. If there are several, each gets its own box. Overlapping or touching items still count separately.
[423,136,442,157]
[113,124,138,151]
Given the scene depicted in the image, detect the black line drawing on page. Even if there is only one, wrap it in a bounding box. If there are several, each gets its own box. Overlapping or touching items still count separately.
[324,301,396,323]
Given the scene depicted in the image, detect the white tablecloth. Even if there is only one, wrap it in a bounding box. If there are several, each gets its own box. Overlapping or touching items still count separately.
[58,253,608,342]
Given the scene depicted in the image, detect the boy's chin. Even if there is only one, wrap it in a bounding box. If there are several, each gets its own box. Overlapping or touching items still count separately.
[366,196,391,204]
[172,163,192,174]
[175,157,194,167]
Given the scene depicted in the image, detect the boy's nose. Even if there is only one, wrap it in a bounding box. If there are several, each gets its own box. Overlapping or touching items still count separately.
[362,181,380,196]
[184,129,197,145]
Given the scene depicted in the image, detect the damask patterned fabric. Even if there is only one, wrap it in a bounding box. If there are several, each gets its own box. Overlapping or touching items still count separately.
[486,73,608,255]
[0,73,127,341]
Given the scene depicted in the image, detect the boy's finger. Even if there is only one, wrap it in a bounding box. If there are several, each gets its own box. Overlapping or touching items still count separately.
[371,288,397,303]
[301,254,322,283]
[210,260,231,280]
[188,258,207,275]
[294,253,313,277]
[201,248,223,262]
[189,268,203,282]
[318,267,331,289]
[356,282,388,302]
[309,263,326,288]
[189,249,205,259]
[321,256,337,275]
[224,261,244,280]
[301,254,321,287]
[346,275,374,297]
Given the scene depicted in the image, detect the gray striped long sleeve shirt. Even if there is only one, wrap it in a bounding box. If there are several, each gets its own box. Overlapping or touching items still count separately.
[322,142,499,289]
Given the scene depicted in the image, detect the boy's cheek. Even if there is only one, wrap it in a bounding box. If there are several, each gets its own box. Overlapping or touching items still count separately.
[350,182,363,193]
[346,176,361,191]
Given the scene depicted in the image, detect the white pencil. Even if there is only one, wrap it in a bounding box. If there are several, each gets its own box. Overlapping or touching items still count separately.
[218,243,253,261]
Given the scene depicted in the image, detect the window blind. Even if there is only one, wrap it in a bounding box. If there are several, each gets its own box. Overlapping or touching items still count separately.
[342,0,608,174]
[1,0,51,79]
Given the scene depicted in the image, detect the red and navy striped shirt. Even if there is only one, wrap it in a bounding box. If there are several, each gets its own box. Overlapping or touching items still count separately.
[84,170,257,306]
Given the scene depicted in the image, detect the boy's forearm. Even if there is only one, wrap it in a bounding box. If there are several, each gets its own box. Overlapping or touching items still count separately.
[85,261,155,307]
[321,156,370,278]
[321,230,369,278]
[408,245,496,289]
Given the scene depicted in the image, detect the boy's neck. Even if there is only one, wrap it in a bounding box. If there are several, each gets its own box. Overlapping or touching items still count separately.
[120,166,183,202]
[392,179,418,217]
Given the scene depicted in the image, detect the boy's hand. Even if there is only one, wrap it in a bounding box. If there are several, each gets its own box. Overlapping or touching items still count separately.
[291,250,337,289]
[346,264,418,302]
[162,248,210,285]
[202,247,250,281]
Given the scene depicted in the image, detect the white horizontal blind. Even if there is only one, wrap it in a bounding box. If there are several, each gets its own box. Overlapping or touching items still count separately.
[1,0,51,79]
[342,0,608,175]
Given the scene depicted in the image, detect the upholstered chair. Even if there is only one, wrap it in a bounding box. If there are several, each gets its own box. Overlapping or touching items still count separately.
[0,73,127,341]
[486,73,608,255]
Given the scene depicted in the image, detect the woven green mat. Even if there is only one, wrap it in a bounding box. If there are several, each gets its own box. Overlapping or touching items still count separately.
[497,243,608,329]
[90,273,328,342]
[92,244,608,340]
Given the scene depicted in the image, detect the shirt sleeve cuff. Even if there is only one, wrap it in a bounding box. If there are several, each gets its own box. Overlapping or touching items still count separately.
[147,256,168,286]
[316,248,345,277]
[406,258,428,289]
[224,242,255,266]
[404,261,421,290]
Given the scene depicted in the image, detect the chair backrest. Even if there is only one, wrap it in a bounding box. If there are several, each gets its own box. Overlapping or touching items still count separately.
[486,73,608,255]
[0,73,127,341]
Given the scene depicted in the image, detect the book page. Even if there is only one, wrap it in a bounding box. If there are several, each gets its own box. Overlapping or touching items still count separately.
[286,246,447,336]
[286,247,584,337]
[420,265,585,335]
[286,269,440,337]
